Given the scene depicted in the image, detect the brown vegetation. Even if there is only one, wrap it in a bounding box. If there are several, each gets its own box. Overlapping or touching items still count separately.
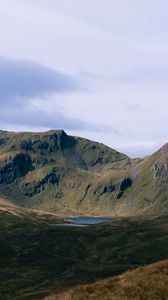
[45,260,168,300]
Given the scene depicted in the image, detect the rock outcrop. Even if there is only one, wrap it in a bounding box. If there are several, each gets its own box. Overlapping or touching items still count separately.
[117,177,132,199]
[0,153,32,184]
[95,183,115,196]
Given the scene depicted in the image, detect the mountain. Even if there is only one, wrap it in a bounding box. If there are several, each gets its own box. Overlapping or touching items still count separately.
[0,129,168,215]
[1,130,168,300]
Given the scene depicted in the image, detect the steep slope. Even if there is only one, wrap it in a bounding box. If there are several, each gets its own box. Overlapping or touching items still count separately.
[52,259,168,300]
[128,143,168,213]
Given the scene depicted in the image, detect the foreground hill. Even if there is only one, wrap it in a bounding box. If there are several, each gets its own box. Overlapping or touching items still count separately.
[51,260,168,300]
[0,201,168,299]
[0,129,168,215]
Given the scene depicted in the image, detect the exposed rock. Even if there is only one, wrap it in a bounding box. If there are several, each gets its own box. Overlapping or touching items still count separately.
[31,157,49,166]
[20,169,59,197]
[21,182,43,197]
[153,164,162,179]
[31,131,76,152]
[55,191,64,199]
[0,137,10,148]
[66,182,80,190]
[35,199,43,206]
[57,130,77,150]
[95,183,115,196]
[120,177,132,191]
[117,177,132,199]
[0,153,32,184]
[153,163,168,183]
[80,184,91,203]
[15,130,77,153]
[19,140,33,151]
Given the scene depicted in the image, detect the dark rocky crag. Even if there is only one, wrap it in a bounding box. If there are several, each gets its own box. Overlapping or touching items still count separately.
[0,153,33,184]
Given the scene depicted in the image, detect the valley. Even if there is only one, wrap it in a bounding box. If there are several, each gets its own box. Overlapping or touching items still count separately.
[0,130,168,299]
[0,198,168,299]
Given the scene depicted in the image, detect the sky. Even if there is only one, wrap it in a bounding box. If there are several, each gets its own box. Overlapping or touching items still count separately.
[0,0,168,157]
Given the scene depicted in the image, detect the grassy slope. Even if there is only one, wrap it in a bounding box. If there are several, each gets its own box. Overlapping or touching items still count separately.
[129,144,168,213]
[0,201,168,299]
[51,260,168,300]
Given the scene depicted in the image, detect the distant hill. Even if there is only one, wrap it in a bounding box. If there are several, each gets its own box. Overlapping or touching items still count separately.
[0,129,168,215]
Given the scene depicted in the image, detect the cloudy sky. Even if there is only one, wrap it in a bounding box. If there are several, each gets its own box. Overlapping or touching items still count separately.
[0,0,168,157]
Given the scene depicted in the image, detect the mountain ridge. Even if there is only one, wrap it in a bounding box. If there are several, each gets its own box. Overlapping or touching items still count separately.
[0,129,168,215]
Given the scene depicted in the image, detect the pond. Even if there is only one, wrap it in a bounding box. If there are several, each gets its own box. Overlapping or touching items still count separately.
[64,216,113,225]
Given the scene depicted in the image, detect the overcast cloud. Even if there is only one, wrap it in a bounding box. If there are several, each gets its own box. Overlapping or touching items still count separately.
[0,0,168,157]
[0,57,84,104]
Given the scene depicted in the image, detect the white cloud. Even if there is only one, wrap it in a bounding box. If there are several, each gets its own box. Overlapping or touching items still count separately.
[0,0,168,156]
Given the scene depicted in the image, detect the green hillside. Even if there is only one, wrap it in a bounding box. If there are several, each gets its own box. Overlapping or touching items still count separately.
[0,129,168,215]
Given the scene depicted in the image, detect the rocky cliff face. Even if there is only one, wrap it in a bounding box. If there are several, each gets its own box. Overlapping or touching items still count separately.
[151,144,168,184]
[18,130,77,153]
[0,153,32,184]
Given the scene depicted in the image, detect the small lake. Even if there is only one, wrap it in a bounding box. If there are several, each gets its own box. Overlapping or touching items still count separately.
[64,216,113,225]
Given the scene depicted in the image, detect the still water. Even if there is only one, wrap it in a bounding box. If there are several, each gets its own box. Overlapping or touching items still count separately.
[64,216,112,225]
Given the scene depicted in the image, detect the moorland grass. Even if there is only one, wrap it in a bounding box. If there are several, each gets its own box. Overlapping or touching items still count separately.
[0,204,168,299]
